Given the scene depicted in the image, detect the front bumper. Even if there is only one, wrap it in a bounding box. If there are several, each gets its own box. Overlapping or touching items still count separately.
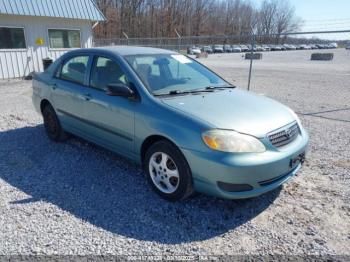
[181,130,309,199]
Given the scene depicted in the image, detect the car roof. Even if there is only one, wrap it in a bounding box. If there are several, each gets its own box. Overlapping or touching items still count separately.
[73,46,177,56]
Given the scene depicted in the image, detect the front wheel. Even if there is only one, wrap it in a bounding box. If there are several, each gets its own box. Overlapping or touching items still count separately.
[144,141,194,201]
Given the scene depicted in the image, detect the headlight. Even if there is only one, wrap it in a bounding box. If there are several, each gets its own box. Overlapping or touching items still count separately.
[202,129,266,153]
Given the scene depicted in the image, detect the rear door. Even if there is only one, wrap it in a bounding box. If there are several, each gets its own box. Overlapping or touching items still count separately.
[51,54,92,134]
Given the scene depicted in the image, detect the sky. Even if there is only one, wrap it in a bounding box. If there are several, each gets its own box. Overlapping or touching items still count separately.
[253,0,350,40]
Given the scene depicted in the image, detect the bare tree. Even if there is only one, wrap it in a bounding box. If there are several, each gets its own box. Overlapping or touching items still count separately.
[255,0,301,43]
[93,0,301,43]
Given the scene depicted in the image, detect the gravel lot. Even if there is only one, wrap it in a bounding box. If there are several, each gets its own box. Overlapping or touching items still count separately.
[0,49,349,257]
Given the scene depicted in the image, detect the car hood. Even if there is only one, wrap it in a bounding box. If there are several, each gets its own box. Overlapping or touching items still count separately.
[161,88,296,138]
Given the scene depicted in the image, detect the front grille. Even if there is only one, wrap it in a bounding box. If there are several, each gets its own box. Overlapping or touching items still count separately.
[268,122,300,148]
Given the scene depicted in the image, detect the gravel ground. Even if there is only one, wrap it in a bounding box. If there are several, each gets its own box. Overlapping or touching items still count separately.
[0,49,349,257]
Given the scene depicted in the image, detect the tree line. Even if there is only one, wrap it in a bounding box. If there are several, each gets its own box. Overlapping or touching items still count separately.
[94,0,302,40]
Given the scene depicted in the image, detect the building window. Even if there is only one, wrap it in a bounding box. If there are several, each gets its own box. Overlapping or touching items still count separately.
[0,27,26,49]
[48,29,81,49]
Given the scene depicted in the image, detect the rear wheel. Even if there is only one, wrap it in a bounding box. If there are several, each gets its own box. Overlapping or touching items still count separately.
[145,140,194,201]
[42,104,67,142]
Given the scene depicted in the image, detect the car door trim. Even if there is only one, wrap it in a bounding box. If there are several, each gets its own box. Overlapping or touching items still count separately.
[57,109,133,142]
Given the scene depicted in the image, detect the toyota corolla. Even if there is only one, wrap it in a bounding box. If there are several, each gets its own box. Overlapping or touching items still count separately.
[32,47,308,201]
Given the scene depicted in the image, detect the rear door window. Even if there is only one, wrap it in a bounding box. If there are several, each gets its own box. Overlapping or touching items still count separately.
[59,55,89,85]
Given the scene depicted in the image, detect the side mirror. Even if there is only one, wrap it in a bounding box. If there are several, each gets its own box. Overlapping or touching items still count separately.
[107,83,135,99]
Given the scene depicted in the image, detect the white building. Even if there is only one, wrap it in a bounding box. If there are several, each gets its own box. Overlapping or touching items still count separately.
[0,0,105,79]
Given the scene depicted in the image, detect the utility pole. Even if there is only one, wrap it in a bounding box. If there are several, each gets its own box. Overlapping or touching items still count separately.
[175,29,181,52]
[122,32,129,45]
[247,27,256,91]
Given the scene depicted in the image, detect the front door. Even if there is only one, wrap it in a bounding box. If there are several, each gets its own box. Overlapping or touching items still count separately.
[81,55,135,157]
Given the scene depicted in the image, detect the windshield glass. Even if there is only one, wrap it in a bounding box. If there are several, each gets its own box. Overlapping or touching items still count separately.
[124,54,230,95]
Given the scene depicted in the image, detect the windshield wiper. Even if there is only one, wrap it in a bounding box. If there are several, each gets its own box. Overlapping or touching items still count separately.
[168,88,217,95]
[154,90,191,96]
[154,85,236,97]
[190,85,236,93]
[169,90,189,95]
[206,85,236,89]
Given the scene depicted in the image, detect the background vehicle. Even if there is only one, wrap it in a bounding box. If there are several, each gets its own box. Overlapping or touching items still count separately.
[246,44,256,52]
[283,44,294,50]
[255,45,264,51]
[240,45,249,52]
[202,45,213,54]
[223,44,233,52]
[297,44,308,50]
[231,45,242,52]
[262,45,271,51]
[329,42,338,48]
[213,44,224,53]
[187,46,201,55]
[270,45,282,51]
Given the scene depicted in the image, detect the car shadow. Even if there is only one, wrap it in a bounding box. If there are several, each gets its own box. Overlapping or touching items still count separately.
[0,125,281,244]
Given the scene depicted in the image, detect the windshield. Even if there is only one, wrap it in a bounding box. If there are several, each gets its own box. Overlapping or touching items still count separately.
[124,54,230,95]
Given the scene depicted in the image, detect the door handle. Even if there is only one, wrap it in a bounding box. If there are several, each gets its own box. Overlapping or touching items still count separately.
[83,93,92,101]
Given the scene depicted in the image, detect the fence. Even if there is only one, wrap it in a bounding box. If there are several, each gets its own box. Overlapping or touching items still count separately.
[94,29,350,90]
[94,34,254,52]
[94,30,350,52]
[0,30,349,80]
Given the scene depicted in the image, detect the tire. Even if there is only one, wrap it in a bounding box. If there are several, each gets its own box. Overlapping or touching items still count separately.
[144,140,194,201]
[42,104,67,142]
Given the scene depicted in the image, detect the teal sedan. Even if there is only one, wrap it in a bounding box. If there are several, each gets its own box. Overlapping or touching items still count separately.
[32,47,308,201]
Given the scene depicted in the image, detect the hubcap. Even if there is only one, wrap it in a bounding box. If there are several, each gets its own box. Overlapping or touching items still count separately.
[149,152,179,194]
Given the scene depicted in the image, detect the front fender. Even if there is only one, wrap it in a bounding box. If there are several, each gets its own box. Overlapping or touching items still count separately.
[134,104,212,156]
